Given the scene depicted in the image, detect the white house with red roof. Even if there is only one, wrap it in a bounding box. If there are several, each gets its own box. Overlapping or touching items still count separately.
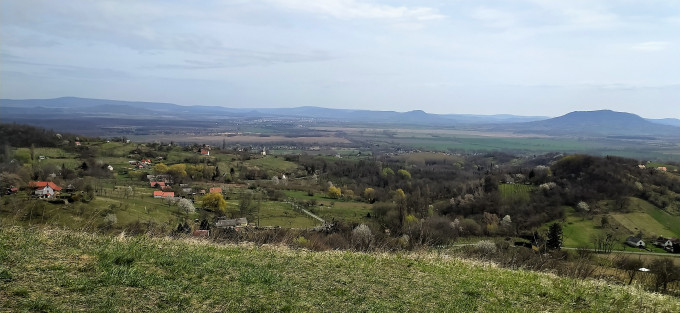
[29,181,62,198]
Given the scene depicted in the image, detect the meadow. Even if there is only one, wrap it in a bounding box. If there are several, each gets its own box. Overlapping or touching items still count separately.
[1,226,678,312]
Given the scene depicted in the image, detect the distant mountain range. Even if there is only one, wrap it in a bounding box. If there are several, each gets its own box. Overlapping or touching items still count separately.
[1,97,678,138]
[0,97,548,125]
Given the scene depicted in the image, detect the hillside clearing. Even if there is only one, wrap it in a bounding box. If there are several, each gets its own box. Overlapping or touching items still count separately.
[1,227,678,312]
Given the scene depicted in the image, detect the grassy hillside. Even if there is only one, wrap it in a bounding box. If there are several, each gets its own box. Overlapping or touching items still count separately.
[1,227,678,312]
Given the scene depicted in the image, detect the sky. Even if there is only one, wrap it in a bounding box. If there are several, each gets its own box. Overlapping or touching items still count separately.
[1,0,678,118]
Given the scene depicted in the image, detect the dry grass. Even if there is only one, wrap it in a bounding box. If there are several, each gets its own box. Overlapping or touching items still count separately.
[2,226,679,312]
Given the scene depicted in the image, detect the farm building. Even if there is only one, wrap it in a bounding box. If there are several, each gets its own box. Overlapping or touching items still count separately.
[215,218,248,228]
[625,236,645,248]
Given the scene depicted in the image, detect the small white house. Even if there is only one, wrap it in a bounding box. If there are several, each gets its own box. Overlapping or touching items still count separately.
[625,236,645,248]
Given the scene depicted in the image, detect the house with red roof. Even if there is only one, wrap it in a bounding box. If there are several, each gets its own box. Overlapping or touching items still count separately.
[200,149,210,156]
[29,181,62,198]
[150,181,166,188]
[209,187,222,194]
[153,190,175,199]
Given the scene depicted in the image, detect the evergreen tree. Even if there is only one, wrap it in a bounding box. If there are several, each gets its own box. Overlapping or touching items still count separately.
[547,222,563,250]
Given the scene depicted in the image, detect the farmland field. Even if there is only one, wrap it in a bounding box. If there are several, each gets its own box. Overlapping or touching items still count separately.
[499,184,532,203]
[244,156,299,174]
[611,212,679,238]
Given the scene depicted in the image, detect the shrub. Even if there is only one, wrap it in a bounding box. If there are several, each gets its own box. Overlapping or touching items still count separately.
[293,236,311,249]
[352,224,374,251]
[474,240,497,256]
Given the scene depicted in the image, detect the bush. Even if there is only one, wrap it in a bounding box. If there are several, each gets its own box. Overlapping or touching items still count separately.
[421,216,456,245]
[352,224,374,251]
[293,236,311,249]
[474,240,497,256]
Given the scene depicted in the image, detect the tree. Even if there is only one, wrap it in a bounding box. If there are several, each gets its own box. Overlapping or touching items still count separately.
[546,222,563,250]
[395,188,407,228]
[649,258,679,292]
[168,164,187,178]
[592,232,615,253]
[363,187,375,202]
[202,192,227,215]
[397,169,411,180]
[352,224,374,251]
[600,215,609,228]
[178,198,196,214]
[615,256,644,285]
[381,167,394,178]
[328,186,341,199]
[239,192,253,215]
[154,163,169,174]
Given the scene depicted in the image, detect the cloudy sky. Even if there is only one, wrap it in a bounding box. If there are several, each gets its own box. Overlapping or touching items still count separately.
[1,0,678,118]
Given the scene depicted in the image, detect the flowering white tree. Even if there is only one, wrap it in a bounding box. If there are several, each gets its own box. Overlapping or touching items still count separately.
[178,198,196,214]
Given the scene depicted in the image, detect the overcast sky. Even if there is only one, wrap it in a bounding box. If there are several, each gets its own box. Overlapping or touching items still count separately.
[1,0,678,118]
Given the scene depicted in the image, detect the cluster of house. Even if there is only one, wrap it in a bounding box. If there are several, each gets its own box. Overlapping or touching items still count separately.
[626,235,680,253]
[148,172,224,200]
[637,164,668,172]
[129,158,154,169]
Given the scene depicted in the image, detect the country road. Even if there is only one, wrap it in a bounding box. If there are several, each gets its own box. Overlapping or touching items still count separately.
[448,243,680,257]
[562,247,680,257]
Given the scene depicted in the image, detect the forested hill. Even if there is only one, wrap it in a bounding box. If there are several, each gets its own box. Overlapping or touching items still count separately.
[0,123,82,148]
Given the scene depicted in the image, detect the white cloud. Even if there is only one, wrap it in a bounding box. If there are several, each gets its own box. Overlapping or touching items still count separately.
[267,0,445,21]
[631,41,670,51]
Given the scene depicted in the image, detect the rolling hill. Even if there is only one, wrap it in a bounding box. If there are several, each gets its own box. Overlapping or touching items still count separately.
[1,97,678,139]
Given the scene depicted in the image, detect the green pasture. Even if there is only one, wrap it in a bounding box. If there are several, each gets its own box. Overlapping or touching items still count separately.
[244,156,299,174]
[96,142,135,157]
[283,190,328,201]
[256,201,318,228]
[561,210,602,248]
[313,201,371,224]
[499,184,532,203]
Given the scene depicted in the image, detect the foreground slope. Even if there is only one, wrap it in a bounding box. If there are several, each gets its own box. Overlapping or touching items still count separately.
[1,227,678,312]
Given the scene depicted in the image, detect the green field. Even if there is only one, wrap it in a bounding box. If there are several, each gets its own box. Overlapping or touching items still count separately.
[244,156,299,174]
[314,201,371,224]
[252,201,319,228]
[561,209,602,248]
[499,184,532,203]
[1,227,678,312]
[558,198,680,248]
